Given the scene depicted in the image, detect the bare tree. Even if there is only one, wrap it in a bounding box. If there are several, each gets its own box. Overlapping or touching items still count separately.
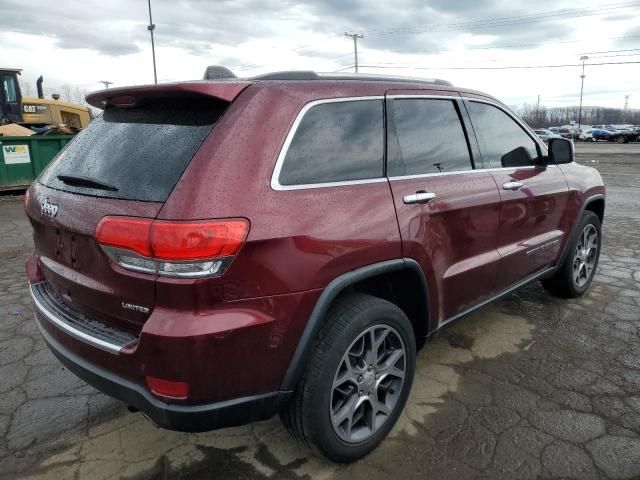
[18,78,33,98]
[519,103,639,128]
[59,84,73,102]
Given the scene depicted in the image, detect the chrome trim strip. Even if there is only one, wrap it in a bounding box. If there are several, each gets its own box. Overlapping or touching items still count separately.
[388,165,538,182]
[270,96,385,191]
[387,94,457,100]
[270,94,547,190]
[29,283,123,354]
[526,239,561,256]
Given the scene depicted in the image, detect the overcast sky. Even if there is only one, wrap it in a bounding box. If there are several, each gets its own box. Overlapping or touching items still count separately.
[2,0,639,110]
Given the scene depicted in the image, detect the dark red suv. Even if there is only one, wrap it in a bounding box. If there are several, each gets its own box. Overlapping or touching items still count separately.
[25,70,605,462]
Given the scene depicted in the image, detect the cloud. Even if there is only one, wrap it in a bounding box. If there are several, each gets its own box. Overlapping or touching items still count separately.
[0,0,145,56]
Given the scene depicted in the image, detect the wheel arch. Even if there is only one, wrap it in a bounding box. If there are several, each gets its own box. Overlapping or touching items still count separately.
[584,196,605,224]
[279,258,430,391]
[554,193,605,271]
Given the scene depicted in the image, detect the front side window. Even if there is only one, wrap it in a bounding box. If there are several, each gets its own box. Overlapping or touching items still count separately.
[392,99,472,175]
[278,99,384,186]
[467,101,539,168]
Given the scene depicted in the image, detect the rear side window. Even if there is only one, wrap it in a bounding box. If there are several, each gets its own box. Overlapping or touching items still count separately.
[467,101,539,169]
[40,97,226,202]
[277,99,384,186]
[392,99,472,175]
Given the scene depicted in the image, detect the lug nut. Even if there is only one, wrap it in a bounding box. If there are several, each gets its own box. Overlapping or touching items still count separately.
[368,365,373,372]
[368,389,373,395]
[359,390,363,396]
[357,375,364,383]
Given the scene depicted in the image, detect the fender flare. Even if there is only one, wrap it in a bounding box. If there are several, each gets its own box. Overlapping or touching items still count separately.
[554,193,605,271]
[279,258,430,391]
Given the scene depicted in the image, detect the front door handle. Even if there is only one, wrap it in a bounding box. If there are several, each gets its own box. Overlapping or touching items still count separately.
[503,181,524,191]
[403,192,436,204]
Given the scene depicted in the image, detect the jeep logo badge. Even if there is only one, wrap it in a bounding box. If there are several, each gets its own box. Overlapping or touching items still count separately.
[41,198,59,219]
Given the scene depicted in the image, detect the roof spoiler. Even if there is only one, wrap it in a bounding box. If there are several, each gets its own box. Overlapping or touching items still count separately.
[86,81,251,109]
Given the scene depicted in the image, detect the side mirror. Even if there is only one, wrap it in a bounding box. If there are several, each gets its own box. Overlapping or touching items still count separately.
[548,137,574,164]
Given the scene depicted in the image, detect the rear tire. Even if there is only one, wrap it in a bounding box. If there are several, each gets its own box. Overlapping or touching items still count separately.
[280,293,416,462]
[542,211,601,298]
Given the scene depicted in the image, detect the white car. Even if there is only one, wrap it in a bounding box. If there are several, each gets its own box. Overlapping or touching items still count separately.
[534,129,563,142]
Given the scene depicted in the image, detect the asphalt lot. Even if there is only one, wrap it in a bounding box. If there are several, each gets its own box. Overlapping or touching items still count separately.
[1,142,639,479]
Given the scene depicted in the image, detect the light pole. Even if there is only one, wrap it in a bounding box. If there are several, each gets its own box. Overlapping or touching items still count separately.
[623,95,630,123]
[578,55,588,128]
[147,0,158,84]
[345,32,364,73]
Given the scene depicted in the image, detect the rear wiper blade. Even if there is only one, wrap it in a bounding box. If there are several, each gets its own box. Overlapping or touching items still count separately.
[56,174,119,192]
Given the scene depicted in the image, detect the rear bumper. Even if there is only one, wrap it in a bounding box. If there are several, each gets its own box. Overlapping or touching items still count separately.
[34,313,290,432]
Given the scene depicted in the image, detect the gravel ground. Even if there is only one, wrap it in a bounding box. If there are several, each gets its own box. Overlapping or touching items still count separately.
[0,142,639,479]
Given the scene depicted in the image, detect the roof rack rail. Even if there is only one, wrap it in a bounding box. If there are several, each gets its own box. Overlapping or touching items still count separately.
[248,70,452,86]
[251,71,320,80]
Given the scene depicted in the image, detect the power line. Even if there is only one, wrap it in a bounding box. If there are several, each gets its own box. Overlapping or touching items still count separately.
[377,36,640,58]
[332,64,357,72]
[367,1,640,35]
[587,52,640,59]
[232,35,640,74]
[356,60,640,71]
[580,47,640,55]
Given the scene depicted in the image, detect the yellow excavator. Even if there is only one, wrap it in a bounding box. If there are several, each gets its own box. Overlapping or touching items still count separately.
[1,68,91,131]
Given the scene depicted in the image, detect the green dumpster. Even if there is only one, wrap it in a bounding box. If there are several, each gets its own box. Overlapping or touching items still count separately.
[0,135,72,191]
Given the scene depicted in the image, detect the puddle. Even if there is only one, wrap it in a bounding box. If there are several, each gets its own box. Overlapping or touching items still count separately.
[24,309,533,479]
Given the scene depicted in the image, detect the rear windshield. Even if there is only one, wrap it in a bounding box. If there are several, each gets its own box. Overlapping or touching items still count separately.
[39,97,226,202]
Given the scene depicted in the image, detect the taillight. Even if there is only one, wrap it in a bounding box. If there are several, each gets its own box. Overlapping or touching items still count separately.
[94,216,249,278]
[151,220,248,260]
[95,217,153,257]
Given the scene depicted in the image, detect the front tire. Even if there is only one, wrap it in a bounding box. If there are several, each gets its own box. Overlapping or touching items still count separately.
[280,293,416,462]
[542,211,601,298]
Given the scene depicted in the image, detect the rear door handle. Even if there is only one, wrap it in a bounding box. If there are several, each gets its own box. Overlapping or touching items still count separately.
[502,181,524,191]
[403,192,436,204]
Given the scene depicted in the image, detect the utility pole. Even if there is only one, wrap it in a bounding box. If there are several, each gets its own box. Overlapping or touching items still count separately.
[578,55,588,128]
[99,80,113,89]
[344,32,364,73]
[623,95,630,123]
[147,0,158,84]
[536,94,541,126]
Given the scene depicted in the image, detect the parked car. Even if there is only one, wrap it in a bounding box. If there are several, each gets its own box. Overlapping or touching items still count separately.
[606,129,634,143]
[580,128,610,142]
[557,127,580,140]
[534,128,563,142]
[25,69,606,462]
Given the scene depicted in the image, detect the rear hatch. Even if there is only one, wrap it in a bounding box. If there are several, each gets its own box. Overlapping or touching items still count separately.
[28,86,243,334]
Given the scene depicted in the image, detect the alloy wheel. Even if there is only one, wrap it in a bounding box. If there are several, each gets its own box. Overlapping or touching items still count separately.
[330,324,406,443]
[573,223,598,288]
